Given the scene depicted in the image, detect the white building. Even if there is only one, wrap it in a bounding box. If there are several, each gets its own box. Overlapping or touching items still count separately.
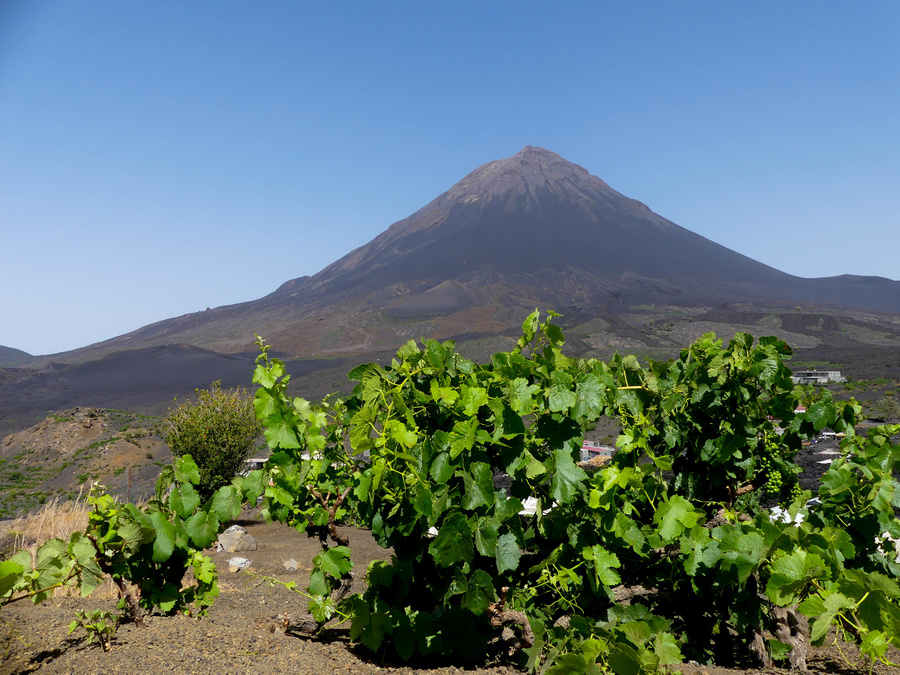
[580,440,615,462]
[791,370,845,385]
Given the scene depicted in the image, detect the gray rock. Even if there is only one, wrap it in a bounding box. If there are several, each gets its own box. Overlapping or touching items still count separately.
[282,558,298,571]
[219,529,258,552]
[228,557,251,573]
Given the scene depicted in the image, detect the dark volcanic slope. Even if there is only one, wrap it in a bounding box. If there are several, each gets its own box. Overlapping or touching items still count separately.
[278,146,788,294]
[0,345,34,367]
[0,345,354,434]
[274,146,900,312]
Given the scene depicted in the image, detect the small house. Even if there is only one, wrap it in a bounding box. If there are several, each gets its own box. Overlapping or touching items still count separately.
[580,440,615,462]
[791,370,845,385]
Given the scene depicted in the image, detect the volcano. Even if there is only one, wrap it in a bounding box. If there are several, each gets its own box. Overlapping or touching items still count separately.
[30,146,900,362]
[270,146,899,313]
[279,146,790,299]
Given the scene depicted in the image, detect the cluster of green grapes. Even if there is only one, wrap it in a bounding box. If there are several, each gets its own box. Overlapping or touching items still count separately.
[766,469,783,497]
[786,480,803,505]
[759,447,804,504]
[757,450,783,497]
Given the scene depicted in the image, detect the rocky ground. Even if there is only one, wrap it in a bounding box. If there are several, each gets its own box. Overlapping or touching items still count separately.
[3,508,899,675]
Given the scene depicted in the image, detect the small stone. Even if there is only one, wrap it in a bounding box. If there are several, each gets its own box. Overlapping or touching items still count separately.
[282,558,298,571]
[220,529,258,552]
[228,556,251,572]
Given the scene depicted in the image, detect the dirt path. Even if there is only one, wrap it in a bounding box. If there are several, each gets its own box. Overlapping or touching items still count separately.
[1,520,523,675]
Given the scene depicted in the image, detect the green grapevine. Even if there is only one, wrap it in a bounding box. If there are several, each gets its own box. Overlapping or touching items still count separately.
[1,454,243,642]
[250,312,899,672]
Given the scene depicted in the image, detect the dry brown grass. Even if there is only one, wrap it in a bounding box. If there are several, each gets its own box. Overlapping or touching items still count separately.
[0,495,90,557]
[0,492,121,599]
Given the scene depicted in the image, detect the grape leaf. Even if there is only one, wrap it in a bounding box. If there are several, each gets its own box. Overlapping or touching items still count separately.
[766,550,827,606]
[263,412,302,449]
[461,386,488,416]
[169,484,201,520]
[173,455,201,485]
[508,377,540,414]
[495,532,520,574]
[0,560,24,597]
[253,358,285,388]
[550,448,586,504]
[804,591,856,644]
[654,496,702,542]
[463,569,496,614]
[428,513,473,568]
[462,462,493,510]
[210,485,242,523]
[314,546,354,578]
[548,385,577,413]
[241,469,267,504]
[349,597,392,652]
[185,510,219,550]
[430,452,454,484]
[150,511,176,563]
[582,544,621,588]
[475,517,500,557]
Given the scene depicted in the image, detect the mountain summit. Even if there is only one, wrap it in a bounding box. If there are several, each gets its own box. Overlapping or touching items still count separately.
[273,146,897,313]
[278,145,685,294]
[48,146,900,360]
[276,145,767,296]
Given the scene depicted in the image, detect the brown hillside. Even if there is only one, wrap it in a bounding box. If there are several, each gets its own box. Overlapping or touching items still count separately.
[0,408,169,517]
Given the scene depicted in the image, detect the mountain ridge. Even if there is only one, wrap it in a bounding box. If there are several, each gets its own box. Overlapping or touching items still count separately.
[0,346,34,367]
[14,146,900,364]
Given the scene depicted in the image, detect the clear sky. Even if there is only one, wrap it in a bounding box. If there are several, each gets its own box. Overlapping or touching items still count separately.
[1,1,898,356]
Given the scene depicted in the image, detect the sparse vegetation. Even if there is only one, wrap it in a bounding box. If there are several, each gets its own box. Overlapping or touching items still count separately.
[843,377,895,392]
[77,437,121,454]
[0,408,167,517]
[865,394,900,422]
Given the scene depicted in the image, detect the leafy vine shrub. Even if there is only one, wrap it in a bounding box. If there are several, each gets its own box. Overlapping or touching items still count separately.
[165,381,263,500]
[250,312,900,673]
[0,456,243,641]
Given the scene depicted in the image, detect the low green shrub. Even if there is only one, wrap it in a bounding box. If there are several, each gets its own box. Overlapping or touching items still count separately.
[164,381,262,500]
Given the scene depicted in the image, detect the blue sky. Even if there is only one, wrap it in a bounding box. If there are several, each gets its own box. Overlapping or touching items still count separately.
[1,1,898,355]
